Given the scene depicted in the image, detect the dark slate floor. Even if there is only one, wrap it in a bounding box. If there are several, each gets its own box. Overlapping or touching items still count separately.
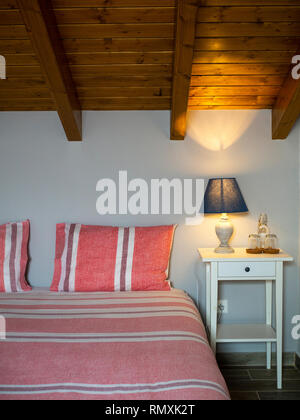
[221,366,300,400]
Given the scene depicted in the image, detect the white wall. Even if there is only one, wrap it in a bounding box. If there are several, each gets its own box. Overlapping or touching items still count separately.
[0,109,299,353]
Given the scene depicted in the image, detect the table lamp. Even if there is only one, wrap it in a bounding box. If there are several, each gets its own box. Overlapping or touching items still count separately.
[204,178,248,254]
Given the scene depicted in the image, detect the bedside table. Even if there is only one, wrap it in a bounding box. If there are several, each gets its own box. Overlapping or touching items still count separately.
[198,248,293,390]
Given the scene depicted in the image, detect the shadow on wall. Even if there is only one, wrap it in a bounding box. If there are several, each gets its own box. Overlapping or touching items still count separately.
[187,110,260,151]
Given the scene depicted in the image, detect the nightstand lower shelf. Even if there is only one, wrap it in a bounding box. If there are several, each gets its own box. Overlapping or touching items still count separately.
[216,324,277,344]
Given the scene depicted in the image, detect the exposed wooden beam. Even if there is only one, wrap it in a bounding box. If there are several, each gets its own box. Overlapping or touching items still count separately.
[272,51,300,140]
[171,0,199,140]
[17,0,82,141]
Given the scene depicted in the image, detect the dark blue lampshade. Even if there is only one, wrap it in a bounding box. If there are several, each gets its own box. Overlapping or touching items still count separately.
[204,178,248,214]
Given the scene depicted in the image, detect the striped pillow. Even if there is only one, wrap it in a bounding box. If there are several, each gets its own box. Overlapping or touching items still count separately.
[51,224,175,292]
[0,220,31,293]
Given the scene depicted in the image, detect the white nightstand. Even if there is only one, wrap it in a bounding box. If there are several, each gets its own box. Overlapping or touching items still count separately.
[198,248,293,390]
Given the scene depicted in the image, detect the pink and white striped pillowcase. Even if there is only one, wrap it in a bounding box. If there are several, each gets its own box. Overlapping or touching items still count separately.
[51,224,175,292]
[0,220,31,293]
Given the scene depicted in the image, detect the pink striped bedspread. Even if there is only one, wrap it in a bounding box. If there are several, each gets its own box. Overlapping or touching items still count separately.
[0,289,230,400]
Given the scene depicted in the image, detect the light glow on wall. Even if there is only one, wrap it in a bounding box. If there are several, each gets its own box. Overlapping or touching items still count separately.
[187,110,259,151]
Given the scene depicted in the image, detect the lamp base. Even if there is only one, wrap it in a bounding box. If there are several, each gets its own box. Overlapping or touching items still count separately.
[215,213,234,254]
[215,245,235,254]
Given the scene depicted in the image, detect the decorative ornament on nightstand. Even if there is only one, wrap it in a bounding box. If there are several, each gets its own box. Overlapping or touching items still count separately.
[204,178,248,254]
[247,213,280,254]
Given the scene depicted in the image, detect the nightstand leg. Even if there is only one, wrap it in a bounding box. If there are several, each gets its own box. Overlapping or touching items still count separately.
[210,262,218,355]
[266,280,273,370]
[206,264,211,338]
[276,262,283,390]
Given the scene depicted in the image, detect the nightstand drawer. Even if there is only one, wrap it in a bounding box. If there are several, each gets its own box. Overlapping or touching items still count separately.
[218,261,276,278]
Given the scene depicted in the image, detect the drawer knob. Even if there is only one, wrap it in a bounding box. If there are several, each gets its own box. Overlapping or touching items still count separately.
[245,267,251,273]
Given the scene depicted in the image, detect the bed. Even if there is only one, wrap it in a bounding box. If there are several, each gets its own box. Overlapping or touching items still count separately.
[0,288,230,400]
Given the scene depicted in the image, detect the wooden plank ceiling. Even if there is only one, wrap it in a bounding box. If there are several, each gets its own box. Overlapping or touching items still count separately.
[0,0,300,140]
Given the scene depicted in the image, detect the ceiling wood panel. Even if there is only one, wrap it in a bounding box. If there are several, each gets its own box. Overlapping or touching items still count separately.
[62,38,174,52]
[80,97,171,110]
[74,75,172,87]
[0,0,18,8]
[192,64,289,75]
[0,88,52,98]
[194,37,300,51]
[0,10,22,24]
[0,77,47,88]
[193,51,294,64]
[3,0,300,8]
[188,96,276,106]
[0,25,28,38]
[6,66,43,77]
[69,64,173,76]
[188,105,272,109]
[58,23,175,39]
[0,39,33,53]
[201,1,300,5]
[78,86,172,97]
[189,86,280,96]
[4,53,39,65]
[53,8,176,24]
[191,75,285,86]
[198,6,300,22]
[196,23,300,37]
[65,52,173,65]
[0,98,55,110]
[52,0,176,7]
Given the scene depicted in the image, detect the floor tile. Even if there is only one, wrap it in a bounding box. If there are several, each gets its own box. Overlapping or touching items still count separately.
[259,392,300,401]
[221,366,300,400]
[249,369,300,380]
[226,379,300,392]
[230,392,259,401]
[221,369,251,380]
